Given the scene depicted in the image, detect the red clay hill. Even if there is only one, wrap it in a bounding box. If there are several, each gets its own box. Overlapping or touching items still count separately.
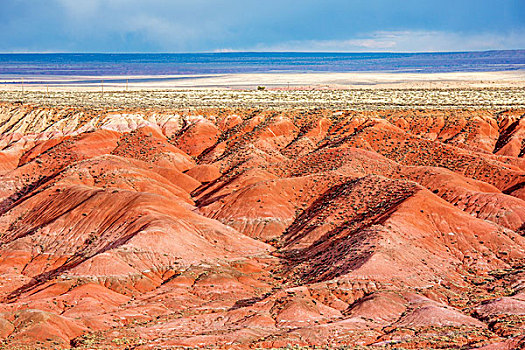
[0,103,524,349]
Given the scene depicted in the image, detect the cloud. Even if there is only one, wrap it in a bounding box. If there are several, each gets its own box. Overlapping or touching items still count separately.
[48,0,236,52]
[213,48,237,53]
[1,1,524,52]
[247,30,525,52]
[56,0,105,17]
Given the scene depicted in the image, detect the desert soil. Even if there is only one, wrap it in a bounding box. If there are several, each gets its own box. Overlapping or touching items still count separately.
[0,83,524,349]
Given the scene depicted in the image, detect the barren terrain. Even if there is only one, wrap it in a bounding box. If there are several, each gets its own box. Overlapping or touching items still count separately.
[0,99,524,349]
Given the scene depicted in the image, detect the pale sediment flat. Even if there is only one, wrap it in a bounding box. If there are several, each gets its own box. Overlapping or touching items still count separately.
[0,70,524,110]
[2,70,525,90]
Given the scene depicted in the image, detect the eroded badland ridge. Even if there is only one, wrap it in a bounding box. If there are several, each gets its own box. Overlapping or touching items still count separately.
[0,100,524,349]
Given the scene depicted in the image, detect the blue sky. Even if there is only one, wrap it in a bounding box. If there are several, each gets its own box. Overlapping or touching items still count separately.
[1,0,524,53]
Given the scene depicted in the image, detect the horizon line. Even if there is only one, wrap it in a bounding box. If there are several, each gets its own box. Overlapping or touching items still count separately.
[1,49,524,55]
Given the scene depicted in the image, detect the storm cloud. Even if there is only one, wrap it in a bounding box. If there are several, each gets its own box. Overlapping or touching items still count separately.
[1,0,524,52]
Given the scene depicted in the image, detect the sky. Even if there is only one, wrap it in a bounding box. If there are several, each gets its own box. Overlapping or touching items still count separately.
[0,0,524,53]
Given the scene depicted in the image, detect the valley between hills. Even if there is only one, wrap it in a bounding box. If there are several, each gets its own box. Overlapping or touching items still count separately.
[0,101,524,349]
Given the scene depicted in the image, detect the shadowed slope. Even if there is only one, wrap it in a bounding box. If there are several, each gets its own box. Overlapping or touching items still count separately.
[0,104,523,349]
